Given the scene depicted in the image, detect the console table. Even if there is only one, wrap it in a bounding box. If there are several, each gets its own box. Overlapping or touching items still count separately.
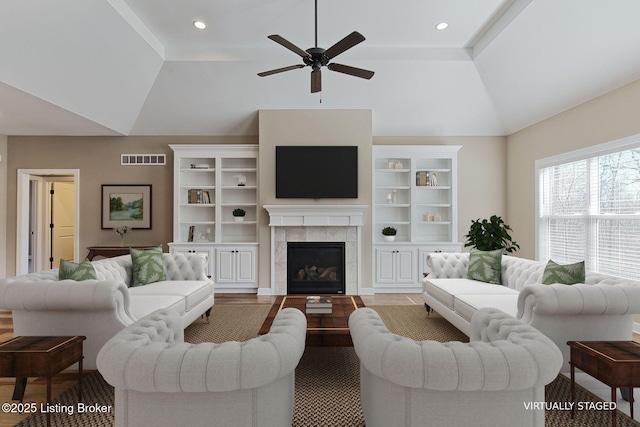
[0,336,85,427]
[568,340,640,427]
[86,245,154,260]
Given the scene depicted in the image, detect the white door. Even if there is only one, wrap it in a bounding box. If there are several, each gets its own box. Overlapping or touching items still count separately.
[50,181,75,268]
[16,169,79,275]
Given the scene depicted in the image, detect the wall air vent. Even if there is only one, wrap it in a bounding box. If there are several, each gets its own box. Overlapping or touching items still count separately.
[121,154,166,166]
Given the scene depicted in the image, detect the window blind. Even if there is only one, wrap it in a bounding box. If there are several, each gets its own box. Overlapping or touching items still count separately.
[538,147,640,280]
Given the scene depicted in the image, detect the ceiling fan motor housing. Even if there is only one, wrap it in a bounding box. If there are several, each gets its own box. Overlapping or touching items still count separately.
[304,47,329,69]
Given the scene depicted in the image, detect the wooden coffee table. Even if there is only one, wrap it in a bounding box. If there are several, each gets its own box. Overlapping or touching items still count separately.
[259,295,365,346]
[568,341,640,427]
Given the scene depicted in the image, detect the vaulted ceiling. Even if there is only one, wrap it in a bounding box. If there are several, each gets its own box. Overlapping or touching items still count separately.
[1,0,640,137]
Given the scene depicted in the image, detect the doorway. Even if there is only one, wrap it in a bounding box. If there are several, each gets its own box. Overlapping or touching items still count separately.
[17,169,80,275]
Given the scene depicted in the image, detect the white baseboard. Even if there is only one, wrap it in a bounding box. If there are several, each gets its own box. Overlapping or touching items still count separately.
[372,285,422,294]
[634,321,640,335]
[358,287,375,296]
[257,287,274,296]
[215,287,258,294]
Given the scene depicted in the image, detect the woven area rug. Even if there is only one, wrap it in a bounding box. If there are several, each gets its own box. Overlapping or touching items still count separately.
[17,304,640,426]
[183,304,271,343]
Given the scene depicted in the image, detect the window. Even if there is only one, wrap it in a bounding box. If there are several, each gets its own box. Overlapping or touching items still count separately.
[537,135,640,280]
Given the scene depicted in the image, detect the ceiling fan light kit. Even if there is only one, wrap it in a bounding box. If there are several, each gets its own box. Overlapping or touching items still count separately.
[258,0,374,93]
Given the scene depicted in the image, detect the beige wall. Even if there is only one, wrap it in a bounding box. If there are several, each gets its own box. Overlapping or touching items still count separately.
[4,135,256,277]
[507,78,640,259]
[258,109,374,291]
[3,113,507,287]
[0,135,7,278]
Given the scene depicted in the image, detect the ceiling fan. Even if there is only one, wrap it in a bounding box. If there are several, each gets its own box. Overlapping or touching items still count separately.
[257,0,374,93]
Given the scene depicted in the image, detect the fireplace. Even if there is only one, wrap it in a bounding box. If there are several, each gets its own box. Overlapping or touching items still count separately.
[263,205,367,296]
[287,242,345,294]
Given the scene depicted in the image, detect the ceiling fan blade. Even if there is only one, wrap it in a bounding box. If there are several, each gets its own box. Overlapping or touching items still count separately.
[311,69,321,93]
[267,35,311,58]
[327,63,375,80]
[258,64,305,77]
[324,31,366,60]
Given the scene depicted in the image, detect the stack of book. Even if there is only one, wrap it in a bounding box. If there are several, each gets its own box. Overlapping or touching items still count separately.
[305,296,332,314]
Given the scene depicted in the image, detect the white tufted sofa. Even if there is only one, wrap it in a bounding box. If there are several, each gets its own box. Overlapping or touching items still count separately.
[0,253,213,369]
[97,307,307,427]
[423,252,640,371]
[349,307,562,427]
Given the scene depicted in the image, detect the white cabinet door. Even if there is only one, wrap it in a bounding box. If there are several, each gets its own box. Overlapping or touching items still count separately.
[375,249,396,283]
[395,249,415,283]
[236,248,256,283]
[215,249,236,283]
[375,247,416,284]
[215,246,257,285]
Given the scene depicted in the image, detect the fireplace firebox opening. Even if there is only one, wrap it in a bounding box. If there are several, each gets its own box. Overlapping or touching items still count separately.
[287,242,346,294]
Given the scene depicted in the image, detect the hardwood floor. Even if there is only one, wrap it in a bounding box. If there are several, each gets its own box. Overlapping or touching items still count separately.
[0,293,421,426]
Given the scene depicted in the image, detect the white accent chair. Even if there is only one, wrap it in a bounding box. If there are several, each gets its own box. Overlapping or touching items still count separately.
[97,307,307,427]
[349,307,562,427]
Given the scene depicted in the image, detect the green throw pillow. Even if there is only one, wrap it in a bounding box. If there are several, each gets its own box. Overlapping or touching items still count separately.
[130,245,165,287]
[542,259,585,285]
[59,259,97,281]
[466,249,503,285]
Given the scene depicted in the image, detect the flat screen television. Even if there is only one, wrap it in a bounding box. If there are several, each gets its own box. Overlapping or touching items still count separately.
[276,146,358,199]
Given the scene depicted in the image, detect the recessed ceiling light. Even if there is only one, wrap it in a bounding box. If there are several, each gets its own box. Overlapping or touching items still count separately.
[435,22,449,30]
[193,20,207,30]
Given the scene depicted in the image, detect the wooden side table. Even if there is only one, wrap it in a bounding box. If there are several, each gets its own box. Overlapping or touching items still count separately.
[0,336,86,427]
[86,245,155,260]
[568,340,640,427]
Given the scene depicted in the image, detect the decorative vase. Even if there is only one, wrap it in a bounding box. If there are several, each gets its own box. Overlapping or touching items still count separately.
[383,235,395,242]
[234,216,244,222]
[120,235,126,246]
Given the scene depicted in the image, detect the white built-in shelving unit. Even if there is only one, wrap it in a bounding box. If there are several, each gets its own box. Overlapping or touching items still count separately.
[372,145,462,292]
[169,144,258,293]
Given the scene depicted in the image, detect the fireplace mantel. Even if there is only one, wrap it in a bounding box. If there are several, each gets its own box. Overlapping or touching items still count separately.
[263,205,368,227]
[261,205,369,296]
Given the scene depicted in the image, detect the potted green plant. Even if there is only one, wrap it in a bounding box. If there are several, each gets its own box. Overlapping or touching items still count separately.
[232,208,246,222]
[382,226,397,242]
[464,215,519,253]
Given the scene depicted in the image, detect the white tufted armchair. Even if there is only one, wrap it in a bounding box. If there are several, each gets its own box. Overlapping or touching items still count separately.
[349,307,563,427]
[98,307,307,427]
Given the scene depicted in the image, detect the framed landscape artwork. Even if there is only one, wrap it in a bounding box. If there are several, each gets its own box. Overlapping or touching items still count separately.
[101,184,152,229]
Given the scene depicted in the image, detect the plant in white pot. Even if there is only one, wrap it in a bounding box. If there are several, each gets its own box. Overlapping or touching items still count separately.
[382,226,397,242]
[232,208,246,222]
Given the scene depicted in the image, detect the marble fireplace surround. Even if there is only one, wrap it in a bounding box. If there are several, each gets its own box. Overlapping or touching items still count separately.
[263,205,368,295]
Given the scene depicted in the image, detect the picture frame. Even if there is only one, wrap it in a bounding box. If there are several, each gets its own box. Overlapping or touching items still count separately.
[101,184,152,229]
